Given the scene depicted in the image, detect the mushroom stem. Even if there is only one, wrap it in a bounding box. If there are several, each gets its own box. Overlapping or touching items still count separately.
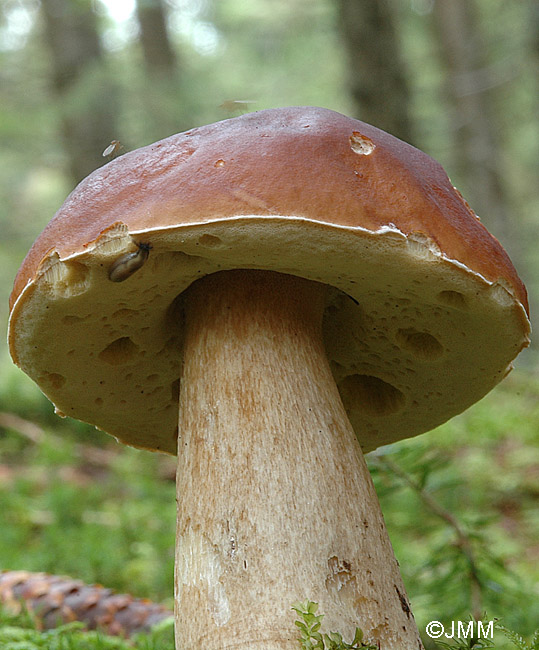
[175,270,423,650]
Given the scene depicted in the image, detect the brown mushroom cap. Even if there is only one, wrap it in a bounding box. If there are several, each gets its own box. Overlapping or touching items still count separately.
[8,107,530,454]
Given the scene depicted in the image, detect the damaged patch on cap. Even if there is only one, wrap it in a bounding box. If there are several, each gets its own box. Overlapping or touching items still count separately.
[349,132,376,155]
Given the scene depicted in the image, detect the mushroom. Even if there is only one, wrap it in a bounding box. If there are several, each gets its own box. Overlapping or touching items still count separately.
[8,107,530,649]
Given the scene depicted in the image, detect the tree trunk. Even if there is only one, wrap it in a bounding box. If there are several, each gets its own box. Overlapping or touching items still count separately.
[40,0,118,185]
[134,0,185,141]
[431,0,512,247]
[135,0,177,76]
[336,0,414,144]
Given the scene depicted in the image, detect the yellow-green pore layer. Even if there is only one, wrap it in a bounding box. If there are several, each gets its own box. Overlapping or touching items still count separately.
[8,108,530,454]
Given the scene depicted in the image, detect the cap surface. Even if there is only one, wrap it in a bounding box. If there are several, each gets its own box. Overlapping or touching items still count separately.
[8,107,530,453]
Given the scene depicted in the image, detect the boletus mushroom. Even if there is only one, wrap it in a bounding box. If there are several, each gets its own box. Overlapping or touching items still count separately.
[8,107,530,649]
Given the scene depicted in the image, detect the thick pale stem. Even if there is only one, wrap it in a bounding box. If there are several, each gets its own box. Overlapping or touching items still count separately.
[175,270,423,650]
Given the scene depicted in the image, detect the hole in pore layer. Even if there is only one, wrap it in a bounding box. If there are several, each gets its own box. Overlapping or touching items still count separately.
[338,374,405,416]
[396,328,443,359]
[111,308,139,320]
[198,234,223,248]
[437,290,467,309]
[62,314,89,325]
[40,372,66,390]
[99,337,139,365]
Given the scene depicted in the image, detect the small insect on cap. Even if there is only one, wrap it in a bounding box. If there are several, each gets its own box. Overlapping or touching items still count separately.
[8,107,530,454]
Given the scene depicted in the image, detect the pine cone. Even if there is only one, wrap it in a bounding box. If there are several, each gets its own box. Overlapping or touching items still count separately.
[0,570,173,637]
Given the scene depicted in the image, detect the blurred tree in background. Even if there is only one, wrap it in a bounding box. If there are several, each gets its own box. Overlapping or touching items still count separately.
[40,0,118,184]
[337,0,414,143]
[135,0,177,75]
[0,0,537,643]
